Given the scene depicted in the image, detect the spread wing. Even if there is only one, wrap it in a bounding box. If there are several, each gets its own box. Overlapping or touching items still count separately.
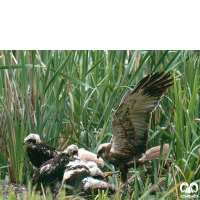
[111,72,173,157]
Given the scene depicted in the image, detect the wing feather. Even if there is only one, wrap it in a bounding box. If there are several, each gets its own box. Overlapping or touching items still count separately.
[111,72,173,157]
[32,154,69,185]
[26,142,58,168]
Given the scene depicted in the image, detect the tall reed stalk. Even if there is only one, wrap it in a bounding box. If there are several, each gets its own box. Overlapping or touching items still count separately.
[0,50,199,199]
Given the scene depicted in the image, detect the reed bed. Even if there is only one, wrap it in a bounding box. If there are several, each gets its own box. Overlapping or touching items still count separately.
[0,50,199,199]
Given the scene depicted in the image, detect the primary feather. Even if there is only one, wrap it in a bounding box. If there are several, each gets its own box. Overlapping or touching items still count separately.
[97,72,173,183]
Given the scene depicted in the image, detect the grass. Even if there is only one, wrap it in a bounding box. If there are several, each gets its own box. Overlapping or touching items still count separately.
[0,50,199,199]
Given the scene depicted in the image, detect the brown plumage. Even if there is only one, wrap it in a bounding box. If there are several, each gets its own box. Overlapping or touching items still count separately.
[97,72,173,183]
[23,133,59,169]
[32,145,78,197]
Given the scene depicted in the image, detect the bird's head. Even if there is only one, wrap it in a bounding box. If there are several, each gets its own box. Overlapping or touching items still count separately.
[97,143,110,159]
[23,133,41,146]
[63,144,79,160]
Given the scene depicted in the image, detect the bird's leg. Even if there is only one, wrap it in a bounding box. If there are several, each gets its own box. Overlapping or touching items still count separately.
[103,170,139,179]
[119,165,128,184]
[103,171,120,178]
[103,171,120,182]
[120,171,140,189]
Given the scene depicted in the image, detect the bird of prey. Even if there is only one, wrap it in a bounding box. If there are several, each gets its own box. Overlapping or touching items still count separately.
[61,146,104,195]
[65,159,104,179]
[97,72,173,183]
[59,144,114,196]
[80,177,116,195]
[78,148,104,168]
[23,133,59,169]
[62,160,91,194]
[62,159,115,196]
[32,145,78,197]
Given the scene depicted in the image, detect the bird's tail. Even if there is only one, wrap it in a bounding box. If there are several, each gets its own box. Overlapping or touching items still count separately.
[138,144,169,163]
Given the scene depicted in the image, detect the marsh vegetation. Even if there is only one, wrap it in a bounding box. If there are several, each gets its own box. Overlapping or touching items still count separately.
[0,50,199,199]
